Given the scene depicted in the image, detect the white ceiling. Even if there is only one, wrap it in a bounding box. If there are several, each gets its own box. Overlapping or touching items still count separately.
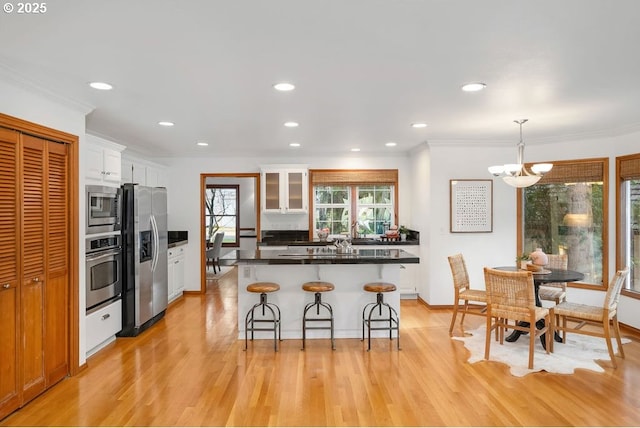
[1,0,639,158]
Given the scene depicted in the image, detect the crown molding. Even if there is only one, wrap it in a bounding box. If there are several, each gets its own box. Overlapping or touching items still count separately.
[0,61,95,115]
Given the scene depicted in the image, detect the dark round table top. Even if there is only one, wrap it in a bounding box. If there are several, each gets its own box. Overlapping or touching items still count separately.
[493,266,585,284]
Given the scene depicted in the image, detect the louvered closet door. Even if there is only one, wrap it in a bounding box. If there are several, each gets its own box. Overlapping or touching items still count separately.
[0,128,20,420]
[44,140,69,385]
[20,134,46,403]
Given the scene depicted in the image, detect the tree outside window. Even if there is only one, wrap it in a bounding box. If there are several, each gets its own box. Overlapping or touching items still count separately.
[519,158,608,287]
[617,154,640,295]
[313,185,395,238]
[205,185,239,245]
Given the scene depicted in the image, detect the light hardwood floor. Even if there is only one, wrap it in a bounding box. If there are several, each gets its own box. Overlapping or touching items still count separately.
[2,267,640,426]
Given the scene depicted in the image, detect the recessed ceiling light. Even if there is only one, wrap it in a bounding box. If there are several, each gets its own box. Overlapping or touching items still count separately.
[196,141,209,146]
[274,82,295,91]
[461,82,487,92]
[284,121,299,128]
[411,123,428,128]
[158,121,174,127]
[289,142,301,147]
[89,81,113,90]
[351,148,361,152]
[385,142,397,147]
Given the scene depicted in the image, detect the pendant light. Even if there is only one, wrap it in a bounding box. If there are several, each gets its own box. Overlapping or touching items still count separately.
[488,119,553,188]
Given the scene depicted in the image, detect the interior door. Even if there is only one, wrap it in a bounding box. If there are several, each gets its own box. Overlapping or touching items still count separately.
[20,135,46,403]
[0,128,20,420]
[44,140,69,385]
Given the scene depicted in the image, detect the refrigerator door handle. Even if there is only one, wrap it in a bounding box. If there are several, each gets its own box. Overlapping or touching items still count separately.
[150,214,159,272]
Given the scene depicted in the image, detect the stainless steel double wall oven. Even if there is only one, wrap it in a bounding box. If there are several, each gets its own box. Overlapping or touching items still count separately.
[85,185,123,313]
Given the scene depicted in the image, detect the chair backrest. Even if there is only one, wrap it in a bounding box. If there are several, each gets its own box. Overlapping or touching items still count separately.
[484,267,536,317]
[546,254,568,270]
[210,231,225,258]
[448,254,470,292]
[604,267,630,313]
[544,254,568,288]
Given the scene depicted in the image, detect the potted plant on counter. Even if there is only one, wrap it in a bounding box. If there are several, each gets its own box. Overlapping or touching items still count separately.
[516,253,530,270]
[399,225,409,241]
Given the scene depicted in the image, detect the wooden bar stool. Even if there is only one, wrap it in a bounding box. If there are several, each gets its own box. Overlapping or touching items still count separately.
[301,281,335,350]
[244,282,281,351]
[362,282,400,351]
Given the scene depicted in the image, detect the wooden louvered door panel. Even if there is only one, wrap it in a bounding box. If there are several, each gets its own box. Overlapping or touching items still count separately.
[44,140,69,386]
[20,135,46,404]
[0,128,20,420]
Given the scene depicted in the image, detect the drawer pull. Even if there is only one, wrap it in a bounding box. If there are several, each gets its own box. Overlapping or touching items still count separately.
[2,283,9,289]
[101,313,111,320]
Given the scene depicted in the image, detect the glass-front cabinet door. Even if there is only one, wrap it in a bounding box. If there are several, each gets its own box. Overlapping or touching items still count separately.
[286,171,305,211]
[261,168,308,213]
[264,172,281,211]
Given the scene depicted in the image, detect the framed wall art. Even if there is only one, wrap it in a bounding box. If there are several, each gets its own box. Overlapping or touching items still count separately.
[450,179,493,233]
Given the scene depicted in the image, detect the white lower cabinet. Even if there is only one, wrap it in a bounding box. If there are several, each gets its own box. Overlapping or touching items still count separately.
[168,244,186,302]
[86,299,122,356]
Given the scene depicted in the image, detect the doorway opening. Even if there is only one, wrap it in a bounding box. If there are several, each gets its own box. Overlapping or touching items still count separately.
[200,173,260,293]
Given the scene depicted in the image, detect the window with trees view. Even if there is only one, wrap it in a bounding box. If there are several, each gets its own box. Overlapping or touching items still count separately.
[204,185,238,245]
[518,158,608,286]
[616,153,640,295]
[309,169,398,238]
[314,185,394,236]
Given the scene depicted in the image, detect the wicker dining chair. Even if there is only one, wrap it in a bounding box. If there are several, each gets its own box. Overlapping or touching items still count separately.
[448,254,487,335]
[549,267,629,368]
[538,254,569,305]
[483,267,550,370]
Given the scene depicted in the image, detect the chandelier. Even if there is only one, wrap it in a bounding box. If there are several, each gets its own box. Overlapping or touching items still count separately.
[488,119,553,188]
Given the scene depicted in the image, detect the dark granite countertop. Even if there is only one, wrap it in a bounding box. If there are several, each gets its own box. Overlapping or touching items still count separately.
[258,238,419,246]
[168,240,188,248]
[228,248,419,265]
[168,230,188,248]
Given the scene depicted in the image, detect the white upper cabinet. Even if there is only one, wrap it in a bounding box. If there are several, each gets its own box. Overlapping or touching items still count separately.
[261,166,308,214]
[120,154,166,187]
[85,135,124,185]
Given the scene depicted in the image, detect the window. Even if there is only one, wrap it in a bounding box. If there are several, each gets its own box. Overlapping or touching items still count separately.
[315,185,350,235]
[310,169,398,238]
[518,158,608,287]
[204,185,239,246]
[313,185,394,236]
[616,153,640,296]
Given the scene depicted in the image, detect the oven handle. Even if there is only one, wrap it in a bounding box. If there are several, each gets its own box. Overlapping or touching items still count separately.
[86,248,121,262]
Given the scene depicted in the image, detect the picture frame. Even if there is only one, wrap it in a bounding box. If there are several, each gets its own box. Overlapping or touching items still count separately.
[450,179,493,233]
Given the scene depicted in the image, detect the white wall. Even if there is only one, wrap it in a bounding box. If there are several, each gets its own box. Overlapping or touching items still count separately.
[0,77,92,366]
[158,155,414,293]
[425,130,640,329]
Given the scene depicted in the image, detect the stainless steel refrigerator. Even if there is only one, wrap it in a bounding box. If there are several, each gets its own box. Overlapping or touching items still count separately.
[118,184,168,336]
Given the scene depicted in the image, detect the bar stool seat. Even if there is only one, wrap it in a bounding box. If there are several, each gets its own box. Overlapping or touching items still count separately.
[245,282,281,351]
[362,282,400,350]
[302,281,335,350]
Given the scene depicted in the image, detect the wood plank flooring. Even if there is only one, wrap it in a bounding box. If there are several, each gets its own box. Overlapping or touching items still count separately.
[2,267,640,426]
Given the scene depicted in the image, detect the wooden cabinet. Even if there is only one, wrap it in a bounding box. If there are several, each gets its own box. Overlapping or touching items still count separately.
[86,138,123,184]
[168,245,186,302]
[0,128,70,420]
[261,168,308,213]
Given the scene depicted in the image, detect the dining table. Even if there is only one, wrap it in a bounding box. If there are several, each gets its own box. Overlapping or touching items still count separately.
[492,266,585,344]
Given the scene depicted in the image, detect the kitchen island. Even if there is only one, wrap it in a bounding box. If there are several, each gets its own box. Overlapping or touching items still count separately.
[231,247,419,341]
